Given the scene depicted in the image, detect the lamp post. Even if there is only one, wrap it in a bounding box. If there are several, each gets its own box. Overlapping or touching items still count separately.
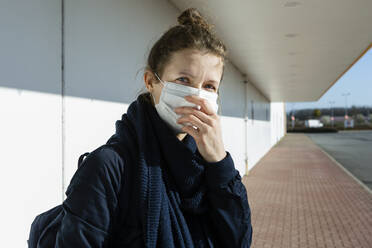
[291,103,295,129]
[342,92,350,127]
[291,114,295,129]
[328,101,335,127]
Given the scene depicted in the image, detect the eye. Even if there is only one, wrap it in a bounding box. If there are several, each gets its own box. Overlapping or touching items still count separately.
[204,84,216,91]
[176,77,189,83]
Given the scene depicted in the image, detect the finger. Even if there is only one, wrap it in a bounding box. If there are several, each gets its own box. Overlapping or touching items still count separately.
[177,114,207,132]
[174,106,214,126]
[181,125,199,140]
[184,95,215,116]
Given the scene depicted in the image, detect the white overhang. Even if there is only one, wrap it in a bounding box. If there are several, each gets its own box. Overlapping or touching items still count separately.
[169,0,372,102]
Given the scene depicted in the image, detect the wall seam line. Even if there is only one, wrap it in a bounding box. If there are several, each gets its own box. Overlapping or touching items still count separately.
[61,0,65,202]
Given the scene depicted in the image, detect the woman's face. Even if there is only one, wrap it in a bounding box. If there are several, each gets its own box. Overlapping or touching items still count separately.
[145,48,223,105]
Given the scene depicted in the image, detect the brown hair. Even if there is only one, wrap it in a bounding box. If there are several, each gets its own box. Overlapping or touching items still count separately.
[137,8,228,111]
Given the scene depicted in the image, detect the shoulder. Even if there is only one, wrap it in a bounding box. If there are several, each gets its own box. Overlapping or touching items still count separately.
[80,145,125,175]
[89,145,125,173]
[68,145,126,196]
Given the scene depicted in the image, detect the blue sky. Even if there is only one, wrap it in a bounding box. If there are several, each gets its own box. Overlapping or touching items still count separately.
[286,47,372,112]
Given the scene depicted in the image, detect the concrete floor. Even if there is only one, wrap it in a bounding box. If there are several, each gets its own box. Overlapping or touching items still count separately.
[306,130,372,190]
[244,133,372,248]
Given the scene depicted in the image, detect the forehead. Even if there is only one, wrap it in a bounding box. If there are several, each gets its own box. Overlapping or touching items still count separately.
[165,48,223,78]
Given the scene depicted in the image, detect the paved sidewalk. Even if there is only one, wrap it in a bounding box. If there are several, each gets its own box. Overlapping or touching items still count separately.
[242,133,372,248]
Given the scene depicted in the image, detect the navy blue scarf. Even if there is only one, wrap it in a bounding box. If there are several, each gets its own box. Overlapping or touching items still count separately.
[111,94,209,247]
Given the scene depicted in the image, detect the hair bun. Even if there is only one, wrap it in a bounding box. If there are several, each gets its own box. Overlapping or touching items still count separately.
[177,8,213,32]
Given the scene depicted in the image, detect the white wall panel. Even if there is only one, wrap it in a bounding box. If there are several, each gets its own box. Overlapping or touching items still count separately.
[0,0,61,247]
[220,116,246,176]
[0,89,62,247]
[64,96,128,197]
[270,102,286,146]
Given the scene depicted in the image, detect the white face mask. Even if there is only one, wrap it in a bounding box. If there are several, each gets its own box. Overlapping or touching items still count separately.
[151,73,219,134]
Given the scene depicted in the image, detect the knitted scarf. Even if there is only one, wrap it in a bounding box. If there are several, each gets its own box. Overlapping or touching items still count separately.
[110,94,209,247]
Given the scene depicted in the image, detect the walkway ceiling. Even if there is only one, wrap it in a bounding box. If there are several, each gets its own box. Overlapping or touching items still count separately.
[169,0,372,102]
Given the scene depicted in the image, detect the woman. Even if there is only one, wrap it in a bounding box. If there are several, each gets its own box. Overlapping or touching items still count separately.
[47,8,252,248]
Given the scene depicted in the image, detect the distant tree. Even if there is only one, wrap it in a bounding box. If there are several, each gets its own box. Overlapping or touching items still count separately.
[287,106,372,121]
[320,115,331,125]
[356,114,365,124]
[313,109,321,118]
[350,105,358,117]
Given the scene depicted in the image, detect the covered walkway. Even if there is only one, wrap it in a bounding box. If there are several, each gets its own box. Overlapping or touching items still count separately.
[243,133,372,248]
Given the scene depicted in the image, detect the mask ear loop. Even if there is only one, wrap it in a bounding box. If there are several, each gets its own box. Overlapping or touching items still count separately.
[154,72,165,86]
[154,72,160,82]
[151,72,165,105]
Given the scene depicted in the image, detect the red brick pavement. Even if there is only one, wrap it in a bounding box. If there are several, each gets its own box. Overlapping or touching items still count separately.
[242,133,372,248]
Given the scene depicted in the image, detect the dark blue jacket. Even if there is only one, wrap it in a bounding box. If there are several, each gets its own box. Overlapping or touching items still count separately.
[30,96,253,247]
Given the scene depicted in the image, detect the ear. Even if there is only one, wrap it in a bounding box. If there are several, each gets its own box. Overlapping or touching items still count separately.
[144,70,157,92]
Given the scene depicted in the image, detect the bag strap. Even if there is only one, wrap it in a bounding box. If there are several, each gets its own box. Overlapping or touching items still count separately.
[78,152,90,168]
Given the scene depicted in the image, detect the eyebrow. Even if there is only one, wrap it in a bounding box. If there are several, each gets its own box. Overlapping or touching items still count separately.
[179,71,220,85]
[179,71,195,78]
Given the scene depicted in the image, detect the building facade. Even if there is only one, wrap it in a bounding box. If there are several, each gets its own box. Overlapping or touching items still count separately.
[0,1,286,247]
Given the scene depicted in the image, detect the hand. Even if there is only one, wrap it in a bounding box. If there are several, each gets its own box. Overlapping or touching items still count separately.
[174,95,227,163]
